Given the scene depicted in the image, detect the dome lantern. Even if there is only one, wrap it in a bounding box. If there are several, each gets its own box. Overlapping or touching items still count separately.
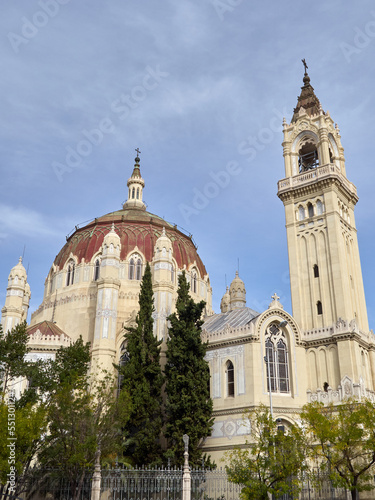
[123,148,146,210]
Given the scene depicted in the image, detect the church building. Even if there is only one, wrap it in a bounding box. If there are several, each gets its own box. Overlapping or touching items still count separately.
[1,67,374,463]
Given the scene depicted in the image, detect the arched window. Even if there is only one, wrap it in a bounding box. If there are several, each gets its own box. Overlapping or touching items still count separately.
[128,258,135,280]
[265,324,290,394]
[132,187,135,199]
[66,261,75,286]
[136,259,142,280]
[129,255,143,280]
[316,200,323,215]
[277,339,289,393]
[226,360,234,397]
[94,259,100,281]
[171,264,175,283]
[136,188,140,199]
[118,344,130,394]
[191,270,197,293]
[298,140,319,172]
[298,206,305,221]
[317,301,323,315]
[313,264,319,278]
[307,203,314,218]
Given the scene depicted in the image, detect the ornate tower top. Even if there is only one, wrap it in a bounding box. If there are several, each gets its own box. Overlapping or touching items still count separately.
[229,271,246,310]
[154,227,173,259]
[1,257,31,332]
[291,59,322,123]
[123,149,146,210]
[220,286,230,313]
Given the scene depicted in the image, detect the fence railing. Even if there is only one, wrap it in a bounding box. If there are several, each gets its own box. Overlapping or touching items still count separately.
[1,466,355,500]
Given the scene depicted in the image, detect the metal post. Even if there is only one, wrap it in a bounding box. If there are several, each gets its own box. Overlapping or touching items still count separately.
[91,448,101,500]
[264,352,273,419]
[182,434,191,500]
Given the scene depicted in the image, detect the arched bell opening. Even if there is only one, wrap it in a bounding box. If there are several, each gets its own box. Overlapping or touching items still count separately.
[298,140,319,172]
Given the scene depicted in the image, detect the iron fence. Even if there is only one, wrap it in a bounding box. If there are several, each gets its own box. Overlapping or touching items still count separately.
[191,468,241,500]
[0,469,92,500]
[299,471,351,500]
[100,465,183,500]
[0,466,354,500]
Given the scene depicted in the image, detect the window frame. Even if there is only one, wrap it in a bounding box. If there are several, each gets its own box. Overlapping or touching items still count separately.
[265,324,290,394]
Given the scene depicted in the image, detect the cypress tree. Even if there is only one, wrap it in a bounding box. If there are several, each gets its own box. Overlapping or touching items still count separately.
[165,271,213,466]
[121,262,164,465]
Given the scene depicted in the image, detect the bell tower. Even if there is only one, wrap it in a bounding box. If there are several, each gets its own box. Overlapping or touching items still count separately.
[278,63,369,335]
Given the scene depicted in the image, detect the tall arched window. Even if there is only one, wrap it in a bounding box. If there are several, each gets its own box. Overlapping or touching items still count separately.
[136,187,140,199]
[191,269,197,293]
[171,264,175,283]
[265,324,290,394]
[128,258,135,280]
[307,203,314,218]
[132,187,135,199]
[66,261,75,286]
[313,264,319,278]
[316,200,323,215]
[226,360,234,397]
[136,258,142,280]
[317,301,323,315]
[298,206,305,221]
[118,343,130,394]
[129,255,142,280]
[94,259,100,281]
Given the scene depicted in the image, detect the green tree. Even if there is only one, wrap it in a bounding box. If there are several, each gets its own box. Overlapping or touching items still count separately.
[0,401,47,499]
[0,334,94,499]
[164,271,213,466]
[38,374,131,500]
[17,335,91,407]
[301,399,375,500]
[0,322,31,400]
[121,261,164,465]
[226,405,308,500]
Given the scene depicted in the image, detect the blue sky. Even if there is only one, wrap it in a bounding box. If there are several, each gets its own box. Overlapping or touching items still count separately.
[1,1,375,328]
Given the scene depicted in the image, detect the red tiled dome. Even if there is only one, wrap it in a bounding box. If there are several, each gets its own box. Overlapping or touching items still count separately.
[53,207,207,277]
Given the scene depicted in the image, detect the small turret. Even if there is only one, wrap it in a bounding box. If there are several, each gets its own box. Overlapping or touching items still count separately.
[220,286,230,313]
[123,150,146,210]
[1,257,30,332]
[229,271,246,310]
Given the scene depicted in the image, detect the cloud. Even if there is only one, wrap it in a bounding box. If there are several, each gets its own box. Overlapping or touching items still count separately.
[0,204,63,240]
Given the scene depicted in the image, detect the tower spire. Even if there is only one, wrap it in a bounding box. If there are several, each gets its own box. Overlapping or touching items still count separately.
[123,149,146,210]
[291,61,322,122]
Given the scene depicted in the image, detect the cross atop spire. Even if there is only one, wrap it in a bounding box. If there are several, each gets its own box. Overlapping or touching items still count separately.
[291,61,322,123]
[135,147,141,160]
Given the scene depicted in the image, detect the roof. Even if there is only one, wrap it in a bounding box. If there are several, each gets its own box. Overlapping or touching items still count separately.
[203,307,259,333]
[53,207,207,277]
[27,320,69,338]
[291,71,322,123]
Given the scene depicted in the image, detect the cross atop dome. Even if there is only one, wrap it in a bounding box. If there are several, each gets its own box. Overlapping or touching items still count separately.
[123,150,146,210]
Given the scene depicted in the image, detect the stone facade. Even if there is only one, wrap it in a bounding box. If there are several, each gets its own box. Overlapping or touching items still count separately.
[1,71,374,464]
